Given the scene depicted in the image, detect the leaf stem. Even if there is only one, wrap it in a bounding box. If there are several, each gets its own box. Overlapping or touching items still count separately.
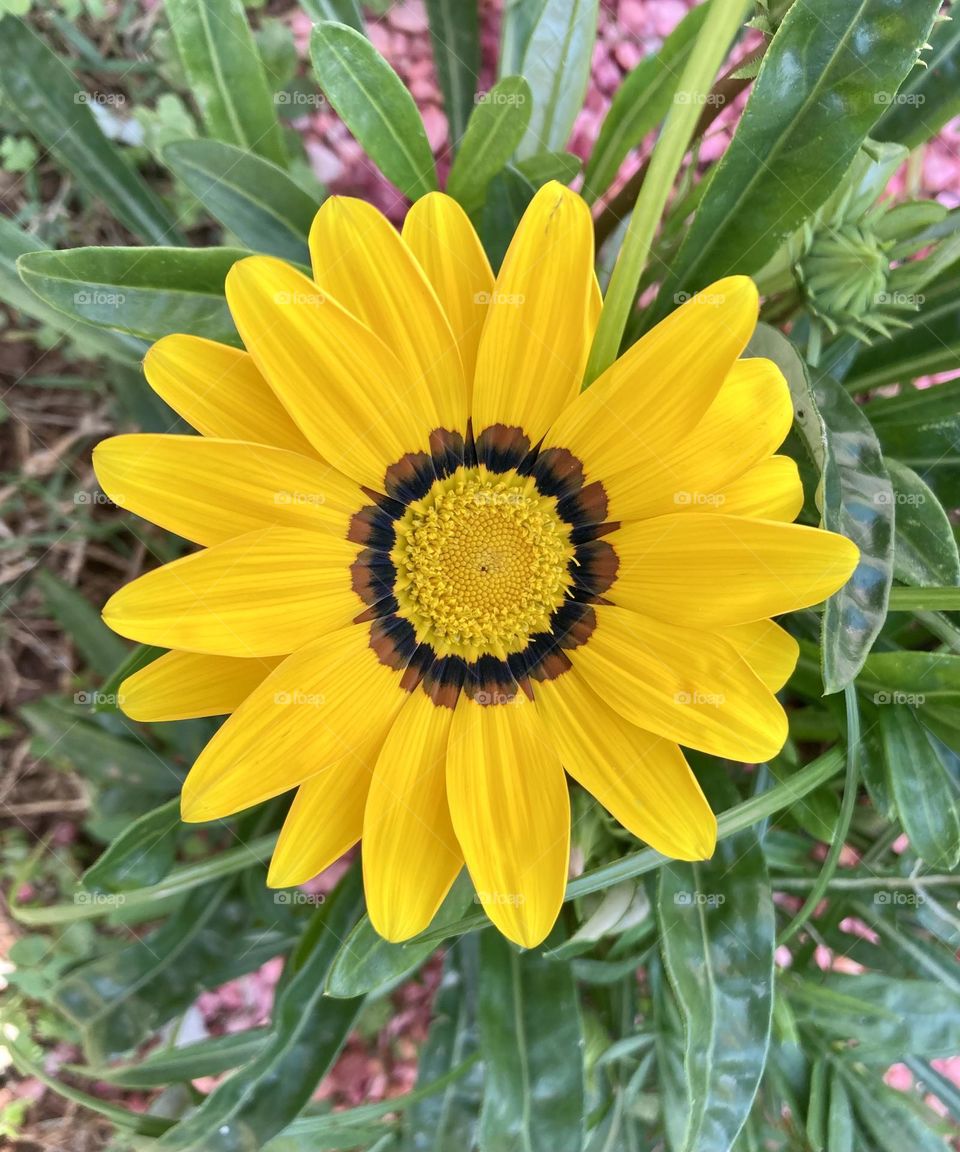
[888,586,960,612]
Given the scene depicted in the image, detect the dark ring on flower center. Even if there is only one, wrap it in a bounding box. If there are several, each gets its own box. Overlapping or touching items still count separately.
[349,422,619,707]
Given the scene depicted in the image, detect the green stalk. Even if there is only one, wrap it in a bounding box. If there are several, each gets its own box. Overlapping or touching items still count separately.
[888,586,960,612]
[582,0,750,386]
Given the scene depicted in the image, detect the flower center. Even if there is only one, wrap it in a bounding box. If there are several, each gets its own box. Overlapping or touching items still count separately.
[391,466,574,660]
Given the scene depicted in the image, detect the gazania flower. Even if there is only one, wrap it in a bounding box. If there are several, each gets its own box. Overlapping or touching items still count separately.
[94,182,858,948]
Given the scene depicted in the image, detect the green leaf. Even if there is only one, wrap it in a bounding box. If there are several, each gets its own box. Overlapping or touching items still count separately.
[81,798,180,894]
[297,0,364,32]
[657,765,775,1152]
[512,150,581,188]
[515,0,598,158]
[652,0,943,311]
[33,570,127,679]
[447,76,532,214]
[164,139,318,264]
[405,939,483,1151]
[748,325,893,692]
[477,930,584,1152]
[874,11,960,148]
[325,874,474,999]
[885,459,960,588]
[866,377,960,427]
[583,1,711,202]
[499,0,547,77]
[310,21,437,199]
[426,0,479,149]
[0,17,181,244]
[158,868,365,1151]
[75,1027,268,1088]
[0,217,145,365]
[17,246,245,345]
[877,705,960,869]
[477,166,537,270]
[827,1072,855,1152]
[163,0,287,166]
[842,1064,952,1152]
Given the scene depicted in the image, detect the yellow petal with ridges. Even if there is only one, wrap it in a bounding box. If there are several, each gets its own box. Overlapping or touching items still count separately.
[719,620,799,692]
[103,527,359,656]
[120,650,280,721]
[473,181,595,445]
[225,256,432,490]
[143,335,316,456]
[402,192,494,399]
[608,514,859,627]
[543,276,759,479]
[310,196,467,432]
[363,691,462,941]
[535,670,716,860]
[446,691,569,948]
[709,456,804,521]
[93,435,363,546]
[573,605,788,762]
[182,625,407,821]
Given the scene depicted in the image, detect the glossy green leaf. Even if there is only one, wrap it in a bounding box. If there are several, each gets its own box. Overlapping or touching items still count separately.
[310,22,437,199]
[405,939,483,1151]
[164,139,318,264]
[652,0,942,313]
[326,875,473,998]
[297,0,364,31]
[515,0,597,158]
[163,0,286,166]
[426,0,479,148]
[0,217,145,365]
[513,150,581,188]
[873,419,960,512]
[877,706,960,869]
[499,0,547,77]
[874,12,960,148]
[657,765,775,1152]
[17,246,245,345]
[447,76,532,213]
[582,1,710,202]
[33,570,127,679]
[477,166,537,270]
[0,17,181,244]
[885,459,960,588]
[477,931,584,1152]
[748,325,893,692]
[81,797,180,895]
[77,1027,268,1088]
[159,868,364,1151]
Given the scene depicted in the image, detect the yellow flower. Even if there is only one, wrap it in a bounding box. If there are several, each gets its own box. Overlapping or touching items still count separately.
[94,182,858,948]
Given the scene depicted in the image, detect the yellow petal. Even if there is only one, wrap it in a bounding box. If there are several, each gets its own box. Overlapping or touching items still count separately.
[600,357,792,521]
[472,182,595,446]
[120,650,280,721]
[225,256,433,490]
[363,691,462,941]
[535,670,716,860]
[93,435,363,546]
[143,335,316,456]
[719,619,799,692]
[310,196,467,433]
[543,276,759,481]
[710,456,805,521]
[572,605,788,762]
[103,527,359,656]
[182,625,407,821]
[401,192,494,399]
[446,691,569,948]
[267,765,369,888]
[608,514,860,627]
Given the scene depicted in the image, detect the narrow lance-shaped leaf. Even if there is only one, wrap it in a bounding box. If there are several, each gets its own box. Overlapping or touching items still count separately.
[426,0,480,150]
[310,21,437,200]
[651,0,943,321]
[17,247,246,346]
[0,17,181,245]
[81,798,181,894]
[873,11,960,148]
[884,458,960,589]
[657,763,776,1152]
[164,139,318,265]
[163,0,287,166]
[499,0,547,77]
[34,569,128,680]
[478,930,585,1152]
[747,325,893,693]
[297,0,364,31]
[447,76,532,214]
